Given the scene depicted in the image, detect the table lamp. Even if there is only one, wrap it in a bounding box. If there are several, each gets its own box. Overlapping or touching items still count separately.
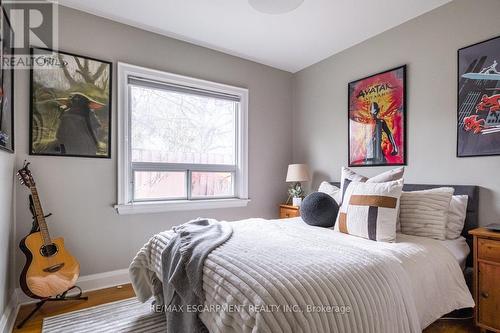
[286,164,310,206]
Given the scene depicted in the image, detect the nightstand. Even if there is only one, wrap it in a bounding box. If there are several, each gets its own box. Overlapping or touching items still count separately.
[469,227,500,333]
[279,204,300,219]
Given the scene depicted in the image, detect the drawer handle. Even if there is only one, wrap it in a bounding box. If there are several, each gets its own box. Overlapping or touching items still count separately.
[481,292,489,299]
[285,213,290,217]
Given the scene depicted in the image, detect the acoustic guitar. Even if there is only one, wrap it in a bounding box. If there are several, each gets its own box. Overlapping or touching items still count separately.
[17,163,80,299]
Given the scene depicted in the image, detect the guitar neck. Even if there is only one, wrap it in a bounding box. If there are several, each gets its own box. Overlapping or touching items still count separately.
[30,186,52,245]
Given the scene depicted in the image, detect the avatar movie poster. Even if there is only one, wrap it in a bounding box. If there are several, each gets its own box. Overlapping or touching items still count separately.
[458,36,500,157]
[348,65,406,167]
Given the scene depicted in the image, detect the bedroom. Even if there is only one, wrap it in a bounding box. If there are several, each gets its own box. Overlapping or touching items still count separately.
[0,0,499,332]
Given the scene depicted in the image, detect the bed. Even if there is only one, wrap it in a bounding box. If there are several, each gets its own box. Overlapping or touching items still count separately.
[130,184,478,333]
[330,183,479,267]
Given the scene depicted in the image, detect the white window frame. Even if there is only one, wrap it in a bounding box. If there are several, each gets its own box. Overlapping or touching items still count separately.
[115,62,249,215]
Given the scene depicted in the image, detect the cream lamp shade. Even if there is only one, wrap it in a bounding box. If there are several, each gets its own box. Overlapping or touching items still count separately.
[286,164,310,182]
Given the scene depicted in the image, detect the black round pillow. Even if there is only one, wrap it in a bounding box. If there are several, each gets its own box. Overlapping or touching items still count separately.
[300,192,339,228]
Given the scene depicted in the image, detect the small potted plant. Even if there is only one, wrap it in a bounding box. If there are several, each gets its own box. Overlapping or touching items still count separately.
[285,164,309,207]
[288,182,305,206]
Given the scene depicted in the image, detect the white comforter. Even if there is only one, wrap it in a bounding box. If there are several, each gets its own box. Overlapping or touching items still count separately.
[130,217,474,333]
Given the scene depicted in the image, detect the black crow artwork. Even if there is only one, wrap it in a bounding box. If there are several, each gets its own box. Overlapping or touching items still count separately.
[56,92,105,155]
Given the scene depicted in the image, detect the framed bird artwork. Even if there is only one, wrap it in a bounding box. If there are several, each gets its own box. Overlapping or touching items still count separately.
[29,47,112,158]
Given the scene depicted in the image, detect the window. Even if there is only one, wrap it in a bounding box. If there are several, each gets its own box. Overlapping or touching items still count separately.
[116,63,249,214]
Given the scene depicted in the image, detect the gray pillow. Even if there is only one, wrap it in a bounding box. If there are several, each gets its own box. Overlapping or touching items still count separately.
[300,192,339,228]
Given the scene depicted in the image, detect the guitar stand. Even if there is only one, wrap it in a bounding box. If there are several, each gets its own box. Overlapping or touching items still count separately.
[16,286,88,329]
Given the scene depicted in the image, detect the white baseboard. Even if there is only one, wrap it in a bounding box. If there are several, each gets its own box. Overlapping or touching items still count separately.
[2,268,131,332]
[15,267,131,307]
[76,268,131,293]
[0,291,19,333]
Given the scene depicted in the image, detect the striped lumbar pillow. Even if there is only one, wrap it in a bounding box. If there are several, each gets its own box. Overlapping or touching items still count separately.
[334,179,403,242]
[399,187,455,240]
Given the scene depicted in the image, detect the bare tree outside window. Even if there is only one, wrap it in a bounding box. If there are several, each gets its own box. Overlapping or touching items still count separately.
[130,85,236,200]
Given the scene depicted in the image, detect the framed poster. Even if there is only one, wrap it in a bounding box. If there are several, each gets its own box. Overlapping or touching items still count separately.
[0,8,14,153]
[30,47,112,158]
[457,36,500,157]
[348,65,406,167]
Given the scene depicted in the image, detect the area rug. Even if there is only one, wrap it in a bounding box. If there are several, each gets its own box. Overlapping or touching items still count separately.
[42,297,166,332]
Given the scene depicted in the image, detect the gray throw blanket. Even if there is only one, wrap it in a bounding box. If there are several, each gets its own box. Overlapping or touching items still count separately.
[161,218,233,333]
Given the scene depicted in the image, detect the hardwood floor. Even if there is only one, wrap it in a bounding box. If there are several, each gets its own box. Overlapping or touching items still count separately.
[12,283,478,333]
[424,318,479,333]
[13,284,135,333]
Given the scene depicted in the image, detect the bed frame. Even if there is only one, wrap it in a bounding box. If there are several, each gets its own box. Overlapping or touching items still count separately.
[329,182,479,267]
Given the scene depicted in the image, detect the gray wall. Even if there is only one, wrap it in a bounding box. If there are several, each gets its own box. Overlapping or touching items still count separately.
[292,0,500,225]
[14,6,293,278]
[0,152,15,319]
[12,0,500,288]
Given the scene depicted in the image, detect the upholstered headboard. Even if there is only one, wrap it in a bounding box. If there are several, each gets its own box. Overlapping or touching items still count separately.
[329,182,479,267]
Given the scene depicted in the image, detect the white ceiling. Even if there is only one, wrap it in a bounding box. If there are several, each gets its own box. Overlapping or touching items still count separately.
[57,0,451,73]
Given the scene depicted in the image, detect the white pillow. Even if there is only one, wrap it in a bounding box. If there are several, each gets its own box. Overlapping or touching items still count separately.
[446,195,468,240]
[334,179,403,242]
[318,182,341,204]
[339,167,405,204]
[399,187,454,240]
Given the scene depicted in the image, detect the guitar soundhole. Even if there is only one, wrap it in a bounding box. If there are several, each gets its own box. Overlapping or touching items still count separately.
[40,244,58,257]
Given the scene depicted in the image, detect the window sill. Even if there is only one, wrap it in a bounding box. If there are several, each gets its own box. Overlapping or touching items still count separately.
[114,198,251,215]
